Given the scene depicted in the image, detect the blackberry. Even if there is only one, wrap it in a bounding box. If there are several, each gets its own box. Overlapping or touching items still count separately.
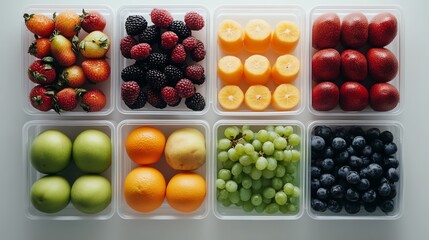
[125,15,147,36]
[121,65,145,84]
[147,53,168,70]
[134,60,149,73]
[145,87,167,109]
[128,88,147,109]
[169,20,192,40]
[185,92,205,111]
[192,75,205,85]
[146,69,167,90]
[164,65,183,86]
[138,25,160,44]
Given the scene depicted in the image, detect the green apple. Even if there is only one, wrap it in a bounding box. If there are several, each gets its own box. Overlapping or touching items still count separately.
[72,129,111,173]
[71,175,111,214]
[31,130,72,174]
[30,175,71,213]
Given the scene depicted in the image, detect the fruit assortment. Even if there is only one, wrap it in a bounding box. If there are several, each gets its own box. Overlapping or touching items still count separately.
[119,8,206,111]
[24,9,111,113]
[311,12,400,112]
[216,18,301,112]
[216,125,302,215]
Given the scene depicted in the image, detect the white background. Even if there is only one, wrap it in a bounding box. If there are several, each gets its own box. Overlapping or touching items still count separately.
[1,0,428,239]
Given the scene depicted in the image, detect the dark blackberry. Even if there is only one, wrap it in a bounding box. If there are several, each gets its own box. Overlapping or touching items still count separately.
[121,65,146,84]
[145,87,167,109]
[185,92,205,111]
[134,60,149,73]
[125,15,147,36]
[147,53,168,70]
[127,88,147,109]
[138,25,160,44]
[146,69,167,90]
[192,74,205,85]
[169,20,192,40]
[164,65,183,86]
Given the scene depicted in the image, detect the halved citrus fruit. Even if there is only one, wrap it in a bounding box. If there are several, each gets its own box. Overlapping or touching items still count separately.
[272,83,300,110]
[271,21,300,54]
[218,56,243,85]
[218,19,243,54]
[244,55,271,85]
[218,85,244,110]
[271,54,300,84]
[244,85,271,111]
[244,19,272,53]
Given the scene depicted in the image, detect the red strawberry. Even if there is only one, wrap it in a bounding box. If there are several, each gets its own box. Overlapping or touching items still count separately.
[312,81,339,111]
[369,83,399,111]
[121,81,140,106]
[312,48,341,82]
[23,13,55,38]
[161,86,181,106]
[29,85,54,111]
[81,59,110,83]
[81,9,106,33]
[171,44,186,63]
[175,79,195,98]
[191,40,206,62]
[28,38,51,59]
[150,8,173,28]
[120,35,138,58]
[54,87,78,112]
[59,65,86,88]
[160,31,179,49]
[184,11,205,30]
[130,43,152,60]
[339,81,369,111]
[28,59,56,85]
[80,89,107,112]
[182,36,199,51]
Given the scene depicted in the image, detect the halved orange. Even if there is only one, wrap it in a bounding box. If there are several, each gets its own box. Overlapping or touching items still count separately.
[218,85,244,110]
[271,54,300,84]
[244,85,271,111]
[271,84,300,110]
[218,19,243,54]
[218,56,243,85]
[243,55,271,85]
[244,19,272,53]
[271,21,300,54]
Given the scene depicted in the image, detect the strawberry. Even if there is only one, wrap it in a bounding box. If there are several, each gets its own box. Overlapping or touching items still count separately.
[28,58,56,85]
[54,10,81,38]
[59,65,86,88]
[79,31,110,58]
[54,87,79,112]
[80,89,106,112]
[23,13,55,38]
[80,9,106,33]
[28,38,51,59]
[81,59,110,83]
[29,85,54,111]
[50,32,77,67]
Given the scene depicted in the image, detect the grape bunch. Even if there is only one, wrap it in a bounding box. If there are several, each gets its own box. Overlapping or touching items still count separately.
[216,125,301,214]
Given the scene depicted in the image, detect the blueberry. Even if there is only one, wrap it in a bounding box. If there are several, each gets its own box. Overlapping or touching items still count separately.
[346,145,357,156]
[334,127,347,139]
[348,155,363,168]
[321,158,335,172]
[371,139,384,153]
[371,152,384,164]
[335,150,349,164]
[359,167,369,178]
[346,171,360,185]
[378,182,391,197]
[385,157,399,168]
[331,137,347,150]
[362,189,377,203]
[364,202,378,212]
[362,157,371,167]
[320,174,336,187]
[331,184,345,199]
[311,178,321,193]
[379,177,389,185]
[314,126,333,142]
[379,200,395,213]
[357,178,370,191]
[362,145,373,157]
[365,128,380,141]
[316,187,330,200]
[349,126,365,137]
[386,168,400,182]
[311,166,322,179]
[380,131,394,143]
[323,146,335,158]
[352,136,366,151]
[311,198,327,212]
[368,163,384,179]
[384,142,398,155]
[345,188,360,202]
[338,165,352,179]
[327,199,343,213]
[384,183,397,200]
[311,136,325,151]
[344,201,361,214]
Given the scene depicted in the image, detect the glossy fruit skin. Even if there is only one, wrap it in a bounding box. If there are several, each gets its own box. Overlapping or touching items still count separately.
[29,85,54,111]
[28,38,51,59]
[166,172,206,212]
[366,48,398,83]
[80,89,107,112]
[369,83,400,111]
[312,13,341,49]
[50,33,77,67]
[28,59,56,85]
[81,59,110,83]
[341,49,368,82]
[81,10,106,33]
[341,12,368,49]
[79,31,110,58]
[71,175,111,214]
[72,130,111,173]
[312,81,340,111]
[55,88,78,112]
[54,10,81,38]
[368,12,398,47]
[23,13,55,38]
[312,48,341,82]
[30,176,71,213]
[339,82,369,111]
[59,65,86,88]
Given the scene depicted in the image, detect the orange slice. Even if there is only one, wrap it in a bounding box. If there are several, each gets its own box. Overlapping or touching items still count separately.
[218,19,244,54]
[271,21,300,54]
[243,55,271,85]
[271,54,300,84]
[244,85,271,111]
[272,84,300,110]
[244,19,272,53]
[218,85,244,110]
[218,56,243,85]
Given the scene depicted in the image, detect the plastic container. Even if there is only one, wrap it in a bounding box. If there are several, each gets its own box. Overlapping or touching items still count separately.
[117,5,210,115]
[306,120,403,220]
[117,119,210,219]
[212,5,306,116]
[22,5,115,116]
[213,120,305,220]
[309,6,404,116]
[23,120,116,220]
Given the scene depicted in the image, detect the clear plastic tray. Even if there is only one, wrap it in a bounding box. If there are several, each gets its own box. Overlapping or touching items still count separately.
[212,120,305,220]
[212,5,306,116]
[23,120,116,220]
[308,5,404,116]
[21,5,115,116]
[306,120,403,220]
[116,5,210,115]
[116,119,210,219]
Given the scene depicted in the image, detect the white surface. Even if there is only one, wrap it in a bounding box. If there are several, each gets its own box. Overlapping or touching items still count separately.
[1,0,427,239]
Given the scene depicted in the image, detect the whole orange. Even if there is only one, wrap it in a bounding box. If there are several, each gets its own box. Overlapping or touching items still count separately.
[166,172,206,212]
[123,166,166,213]
[125,126,166,165]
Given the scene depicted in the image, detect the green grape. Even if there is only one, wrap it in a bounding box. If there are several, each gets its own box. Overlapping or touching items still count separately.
[267,157,278,171]
[283,183,295,195]
[256,129,269,142]
[217,151,229,162]
[241,176,252,189]
[287,163,296,174]
[233,174,243,184]
[249,151,259,162]
[229,191,240,203]
[252,139,262,151]
[287,204,298,213]
[265,125,275,132]
[251,193,263,206]
[282,174,294,184]
[255,156,268,170]
[218,138,232,150]
[235,143,245,155]
[224,127,239,140]
[242,201,254,212]
[261,178,271,187]
[231,163,243,176]
[289,196,299,205]
[252,179,262,191]
[273,150,284,161]
[262,141,275,155]
[262,187,276,199]
[275,191,288,205]
[227,148,239,161]
[292,186,301,198]
[241,125,250,131]
[222,159,235,169]
[218,169,231,181]
[288,133,300,147]
[243,143,254,154]
[274,125,285,136]
[218,189,229,200]
[250,167,262,180]
[254,202,266,213]
[284,126,294,137]
[265,203,280,214]
[268,132,279,143]
[216,179,226,189]
[235,200,243,206]
[272,177,283,191]
[279,204,290,214]
[239,188,252,201]
[283,149,292,162]
[291,149,301,162]
[239,155,252,166]
[262,169,275,179]
[242,165,252,174]
[242,129,255,142]
[275,165,286,178]
[225,180,238,192]
[221,198,232,207]
[273,137,287,150]
[262,197,272,204]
